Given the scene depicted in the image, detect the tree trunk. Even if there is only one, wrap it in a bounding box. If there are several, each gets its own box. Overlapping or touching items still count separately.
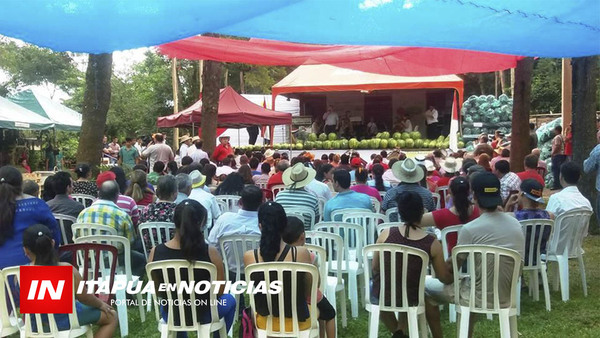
[510,57,534,172]
[240,71,245,94]
[76,54,112,170]
[571,56,598,231]
[201,60,223,155]
[477,73,485,95]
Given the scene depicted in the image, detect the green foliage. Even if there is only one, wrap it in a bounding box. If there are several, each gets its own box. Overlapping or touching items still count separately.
[531,58,562,113]
[242,65,292,93]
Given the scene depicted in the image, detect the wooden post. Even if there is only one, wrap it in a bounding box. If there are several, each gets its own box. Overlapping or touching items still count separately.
[572,56,598,231]
[240,71,245,93]
[171,58,179,152]
[494,71,498,97]
[198,60,204,94]
[509,57,534,172]
[510,68,515,97]
[224,68,229,87]
[561,58,573,133]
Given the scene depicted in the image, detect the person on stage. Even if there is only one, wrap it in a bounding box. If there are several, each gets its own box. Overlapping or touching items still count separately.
[425,105,439,139]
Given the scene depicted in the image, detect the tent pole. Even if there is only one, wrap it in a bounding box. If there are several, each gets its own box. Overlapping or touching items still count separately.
[172,57,180,151]
[238,128,240,147]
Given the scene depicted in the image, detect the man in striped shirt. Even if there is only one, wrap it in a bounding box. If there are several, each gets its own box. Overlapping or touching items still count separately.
[275,163,320,223]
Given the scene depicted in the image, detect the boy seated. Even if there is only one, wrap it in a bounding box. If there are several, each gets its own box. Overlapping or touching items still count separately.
[282,216,336,338]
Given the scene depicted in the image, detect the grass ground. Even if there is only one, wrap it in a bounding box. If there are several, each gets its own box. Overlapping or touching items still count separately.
[123,235,600,338]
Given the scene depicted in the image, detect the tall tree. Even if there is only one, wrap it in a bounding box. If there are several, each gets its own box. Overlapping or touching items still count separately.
[510,57,535,172]
[76,54,112,169]
[572,56,598,231]
[201,59,223,154]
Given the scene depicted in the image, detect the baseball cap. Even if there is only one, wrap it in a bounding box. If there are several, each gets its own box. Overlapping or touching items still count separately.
[96,171,116,188]
[471,172,503,209]
[351,157,362,167]
[520,179,545,204]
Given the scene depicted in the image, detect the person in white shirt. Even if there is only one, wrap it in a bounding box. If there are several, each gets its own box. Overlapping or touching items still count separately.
[366,117,378,137]
[381,158,401,185]
[546,161,592,216]
[178,135,192,159]
[134,137,144,156]
[323,105,339,134]
[425,105,439,139]
[305,176,332,201]
[207,185,262,273]
[215,157,237,178]
[187,137,209,164]
[187,170,221,230]
[141,133,174,170]
[252,162,271,186]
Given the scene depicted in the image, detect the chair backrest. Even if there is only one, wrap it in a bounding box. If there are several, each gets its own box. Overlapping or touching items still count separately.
[53,213,77,245]
[435,186,450,209]
[146,260,222,332]
[305,231,344,288]
[440,225,463,260]
[304,244,328,294]
[376,222,403,236]
[138,222,176,259]
[218,234,261,282]
[363,244,429,311]
[520,219,554,269]
[379,191,387,200]
[271,184,287,198]
[342,211,388,246]
[285,206,316,230]
[256,182,267,190]
[71,223,117,242]
[70,193,96,208]
[0,269,19,336]
[2,266,81,337]
[216,200,228,214]
[547,208,593,258]
[370,196,382,214]
[431,192,441,210]
[330,207,372,222]
[215,195,241,213]
[58,242,118,301]
[245,262,319,336]
[314,222,365,271]
[385,207,399,222]
[74,235,132,278]
[451,245,521,313]
[317,197,327,222]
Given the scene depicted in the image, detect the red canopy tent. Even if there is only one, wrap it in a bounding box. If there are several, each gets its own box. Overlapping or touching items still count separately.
[157,86,292,130]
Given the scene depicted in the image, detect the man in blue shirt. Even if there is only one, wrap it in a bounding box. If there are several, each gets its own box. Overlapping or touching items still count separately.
[582,130,600,224]
[324,169,372,221]
[382,158,434,221]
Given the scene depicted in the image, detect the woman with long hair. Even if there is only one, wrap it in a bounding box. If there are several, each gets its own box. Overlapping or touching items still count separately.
[237,164,254,185]
[107,167,140,228]
[125,170,155,207]
[368,163,391,192]
[420,176,480,254]
[0,166,61,268]
[73,163,98,196]
[243,202,313,331]
[372,191,451,338]
[22,224,117,337]
[148,199,236,333]
[351,167,382,201]
[214,173,245,196]
[202,164,217,187]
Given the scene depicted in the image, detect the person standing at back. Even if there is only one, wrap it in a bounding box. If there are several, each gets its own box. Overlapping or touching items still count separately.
[583,130,600,226]
[323,105,339,134]
[550,125,566,190]
[212,136,234,164]
[425,105,439,139]
[529,123,538,153]
[547,161,592,217]
[142,133,174,170]
[118,137,139,169]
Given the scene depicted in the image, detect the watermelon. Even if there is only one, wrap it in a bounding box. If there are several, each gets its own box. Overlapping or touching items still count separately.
[323,141,332,149]
[307,133,317,142]
[359,139,370,149]
[349,138,359,149]
[401,132,411,140]
[393,132,402,140]
[295,143,303,150]
[333,140,341,149]
[429,142,437,149]
[375,132,383,139]
[405,139,415,148]
[397,139,406,148]
[318,133,328,141]
[381,131,390,139]
[388,139,398,148]
[415,139,424,148]
[410,131,421,140]
[371,138,381,148]
[380,139,388,149]
[442,141,450,149]
[340,139,349,149]
[458,141,465,148]
[328,133,337,141]
[315,141,323,149]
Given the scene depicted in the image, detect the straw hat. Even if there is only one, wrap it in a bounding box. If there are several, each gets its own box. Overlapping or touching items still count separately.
[282,163,316,189]
[179,134,192,143]
[423,160,435,172]
[264,149,275,158]
[392,158,424,183]
[191,136,200,142]
[189,170,206,189]
[441,157,459,174]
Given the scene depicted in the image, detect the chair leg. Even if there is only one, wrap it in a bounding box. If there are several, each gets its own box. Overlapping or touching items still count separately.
[578,255,588,297]
[510,315,518,338]
[458,307,470,338]
[407,308,419,338]
[368,306,380,338]
[557,255,570,302]
[540,263,551,311]
[418,313,428,338]
[116,287,129,337]
[339,289,348,328]
[516,278,521,316]
[136,291,146,322]
[532,270,539,302]
[449,303,456,323]
[348,270,359,318]
[499,311,511,338]
[551,261,560,292]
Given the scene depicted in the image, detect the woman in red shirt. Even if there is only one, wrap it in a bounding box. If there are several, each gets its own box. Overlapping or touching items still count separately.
[125,169,156,208]
[420,176,480,256]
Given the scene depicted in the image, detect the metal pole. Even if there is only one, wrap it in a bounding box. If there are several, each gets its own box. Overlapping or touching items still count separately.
[171,58,179,151]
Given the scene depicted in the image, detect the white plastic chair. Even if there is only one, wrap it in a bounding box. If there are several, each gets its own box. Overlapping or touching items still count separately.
[70,194,96,208]
[75,235,145,337]
[256,182,268,190]
[370,197,381,214]
[305,231,347,328]
[452,245,522,338]
[363,244,429,338]
[541,208,592,302]
[341,211,388,246]
[315,222,365,318]
[54,213,77,245]
[138,222,176,260]
[431,192,441,210]
[520,219,553,311]
[71,223,117,242]
[216,200,228,214]
[271,184,287,198]
[378,191,387,200]
[146,260,227,338]
[330,208,372,222]
[218,234,261,329]
[215,195,241,213]
[285,206,317,230]
[0,269,21,337]
[317,197,327,222]
[440,224,463,322]
[435,186,450,209]
[245,262,319,338]
[2,266,93,338]
[376,222,403,236]
[384,207,399,222]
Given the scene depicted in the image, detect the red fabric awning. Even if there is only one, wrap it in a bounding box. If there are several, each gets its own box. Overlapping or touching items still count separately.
[157,86,292,128]
[158,36,524,77]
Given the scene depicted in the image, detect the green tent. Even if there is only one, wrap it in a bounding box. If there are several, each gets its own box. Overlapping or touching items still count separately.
[9,87,82,131]
[0,96,55,130]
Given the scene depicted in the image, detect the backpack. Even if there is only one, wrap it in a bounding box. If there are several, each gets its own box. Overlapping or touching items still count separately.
[238,307,255,338]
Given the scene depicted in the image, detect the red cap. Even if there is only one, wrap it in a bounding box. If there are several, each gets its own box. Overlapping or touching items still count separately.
[96,171,116,188]
[351,157,362,167]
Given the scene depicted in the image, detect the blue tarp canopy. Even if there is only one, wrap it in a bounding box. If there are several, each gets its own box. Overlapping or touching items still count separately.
[0,0,598,57]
